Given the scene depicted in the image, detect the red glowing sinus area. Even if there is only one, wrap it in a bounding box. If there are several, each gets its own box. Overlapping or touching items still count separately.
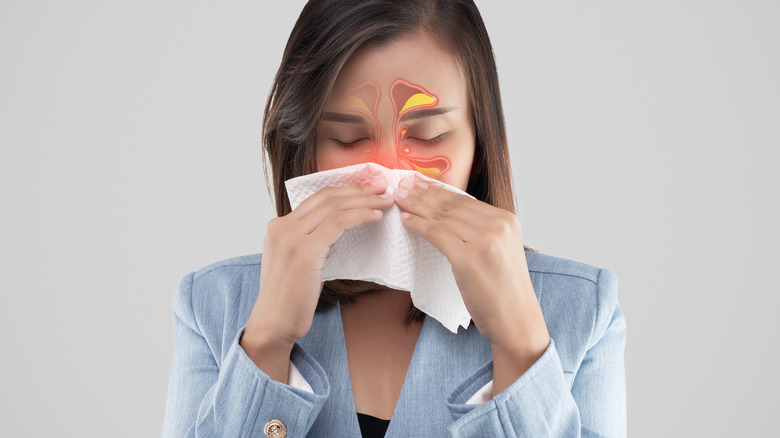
[390,79,451,179]
[334,79,452,179]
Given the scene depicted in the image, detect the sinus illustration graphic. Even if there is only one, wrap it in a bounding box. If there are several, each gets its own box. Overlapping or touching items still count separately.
[334,79,452,179]
[334,81,381,164]
[390,79,451,179]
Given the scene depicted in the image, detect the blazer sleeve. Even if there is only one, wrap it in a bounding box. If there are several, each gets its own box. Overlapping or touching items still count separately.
[445,267,627,437]
[161,272,331,437]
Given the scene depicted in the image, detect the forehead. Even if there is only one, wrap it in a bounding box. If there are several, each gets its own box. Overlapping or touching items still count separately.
[330,33,466,101]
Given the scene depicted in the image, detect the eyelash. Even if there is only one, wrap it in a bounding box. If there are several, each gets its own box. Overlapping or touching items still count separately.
[409,134,445,144]
[332,134,445,148]
[332,138,370,149]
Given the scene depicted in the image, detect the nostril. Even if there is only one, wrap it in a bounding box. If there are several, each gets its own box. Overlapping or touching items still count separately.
[377,146,399,169]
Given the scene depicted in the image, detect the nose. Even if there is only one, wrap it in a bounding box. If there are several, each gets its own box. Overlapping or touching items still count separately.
[376,137,398,169]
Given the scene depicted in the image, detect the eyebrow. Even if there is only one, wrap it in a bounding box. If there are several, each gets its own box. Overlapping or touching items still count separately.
[401,107,457,122]
[321,112,366,123]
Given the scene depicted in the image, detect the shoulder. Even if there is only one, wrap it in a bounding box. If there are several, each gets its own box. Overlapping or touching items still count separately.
[524,251,621,369]
[174,253,262,310]
[525,250,618,305]
[183,251,263,299]
[172,253,263,361]
[192,253,263,280]
[526,251,615,284]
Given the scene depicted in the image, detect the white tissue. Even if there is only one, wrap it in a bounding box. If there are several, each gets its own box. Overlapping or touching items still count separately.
[285,162,472,333]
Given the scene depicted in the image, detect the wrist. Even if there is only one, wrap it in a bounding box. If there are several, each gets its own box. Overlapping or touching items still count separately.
[487,310,550,366]
[241,320,297,357]
[483,289,549,349]
[490,334,550,397]
[240,321,296,383]
[490,335,549,365]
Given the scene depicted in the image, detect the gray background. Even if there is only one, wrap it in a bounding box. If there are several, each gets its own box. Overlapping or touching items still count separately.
[1,0,777,436]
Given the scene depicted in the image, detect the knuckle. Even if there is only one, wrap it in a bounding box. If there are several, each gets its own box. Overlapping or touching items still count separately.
[407,191,424,208]
[327,209,351,228]
[433,210,449,221]
[325,195,343,211]
[511,215,524,235]
[266,217,283,234]
[265,218,287,243]
[480,222,503,242]
[490,214,514,236]
[483,235,503,256]
[426,222,446,237]
[497,218,513,236]
[265,217,307,257]
[317,186,336,197]
[503,210,521,228]
[440,195,465,212]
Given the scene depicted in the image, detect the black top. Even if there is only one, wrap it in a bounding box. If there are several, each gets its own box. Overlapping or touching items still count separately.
[357,412,391,437]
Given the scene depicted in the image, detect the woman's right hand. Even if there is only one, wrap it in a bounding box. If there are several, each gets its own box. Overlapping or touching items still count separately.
[239,174,393,382]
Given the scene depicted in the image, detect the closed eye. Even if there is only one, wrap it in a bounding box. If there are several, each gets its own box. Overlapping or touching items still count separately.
[408,133,445,145]
[331,137,371,148]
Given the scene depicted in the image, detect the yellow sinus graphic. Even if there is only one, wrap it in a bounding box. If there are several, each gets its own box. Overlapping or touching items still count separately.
[399,93,436,114]
[412,164,441,178]
[328,79,452,179]
[390,78,451,178]
[338,95,373,114]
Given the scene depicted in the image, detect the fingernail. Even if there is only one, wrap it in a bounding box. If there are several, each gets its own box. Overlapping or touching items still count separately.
[379,193,392,200]
[394,188,409,200]
[416,180,429,189]
[372,209,382,217]
[399,179,415,191]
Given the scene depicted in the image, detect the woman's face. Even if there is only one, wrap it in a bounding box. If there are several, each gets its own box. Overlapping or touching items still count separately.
[316,32,476,191]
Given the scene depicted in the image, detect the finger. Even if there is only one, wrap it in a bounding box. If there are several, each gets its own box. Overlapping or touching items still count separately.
[296,193,393,235]
[424,211,486,243]
[290,175,388,220]
[399,211,466,260]
[308,207,384,248]
[394,179,483,225]
[399,202,484,244]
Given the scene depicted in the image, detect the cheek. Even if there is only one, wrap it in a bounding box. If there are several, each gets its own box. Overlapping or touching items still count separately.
[316,139,475,191]
[436,142,475,191]
[315,129,475,190]
[316,142,377,171]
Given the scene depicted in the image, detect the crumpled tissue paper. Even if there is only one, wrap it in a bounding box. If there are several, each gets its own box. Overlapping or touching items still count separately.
[285,162,472,332]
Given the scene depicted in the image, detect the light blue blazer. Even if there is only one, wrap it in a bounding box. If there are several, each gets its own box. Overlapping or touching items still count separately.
[162,251,626,437]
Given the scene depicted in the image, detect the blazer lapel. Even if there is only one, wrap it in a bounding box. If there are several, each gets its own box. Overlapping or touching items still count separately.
[298,302,492,437]
[298,303,361,436]
[386,317,491,436]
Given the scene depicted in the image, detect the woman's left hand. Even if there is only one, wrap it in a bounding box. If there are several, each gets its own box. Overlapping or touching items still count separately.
[394,177,551,392]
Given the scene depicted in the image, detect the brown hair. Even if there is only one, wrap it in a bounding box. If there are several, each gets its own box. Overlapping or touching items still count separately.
[262,0,521,321]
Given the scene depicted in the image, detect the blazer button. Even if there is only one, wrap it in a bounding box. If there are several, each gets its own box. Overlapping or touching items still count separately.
[264,419,287,438]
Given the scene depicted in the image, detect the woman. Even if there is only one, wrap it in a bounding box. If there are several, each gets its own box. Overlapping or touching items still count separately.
[162,1,626,437]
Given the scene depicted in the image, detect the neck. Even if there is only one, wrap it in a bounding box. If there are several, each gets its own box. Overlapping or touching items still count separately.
[341,286,417,327]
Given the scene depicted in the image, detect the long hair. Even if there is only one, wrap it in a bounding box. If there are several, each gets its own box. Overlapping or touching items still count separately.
[262,0,520,321]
